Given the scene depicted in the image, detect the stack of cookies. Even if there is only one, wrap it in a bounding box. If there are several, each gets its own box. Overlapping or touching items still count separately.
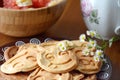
[0,40,103,80]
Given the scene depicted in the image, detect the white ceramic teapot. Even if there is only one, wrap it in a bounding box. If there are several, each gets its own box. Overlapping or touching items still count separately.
[80,0,120,40]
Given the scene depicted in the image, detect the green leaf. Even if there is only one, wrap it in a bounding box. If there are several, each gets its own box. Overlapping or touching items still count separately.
[96,45,103,50]
[95,34,102,39]
[87,37,92,41]
[94,19,99,24]
[109,36,120,47]
[91,10,98,18]
[102,41,108,49]
[89,17,94,23]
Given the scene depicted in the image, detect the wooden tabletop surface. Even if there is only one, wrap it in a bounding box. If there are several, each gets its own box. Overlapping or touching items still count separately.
[0,0,120,80]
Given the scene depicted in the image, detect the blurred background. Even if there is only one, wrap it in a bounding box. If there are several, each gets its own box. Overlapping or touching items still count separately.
[46,0,87,39]
[0,0,87,44]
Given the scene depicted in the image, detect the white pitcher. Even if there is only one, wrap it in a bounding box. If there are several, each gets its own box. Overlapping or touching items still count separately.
[80,0,120,40]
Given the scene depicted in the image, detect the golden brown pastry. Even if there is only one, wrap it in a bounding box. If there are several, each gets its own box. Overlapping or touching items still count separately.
[0,68,29,80]
[4,46,18,61]
[70,70,97,80]
[72,41,102,74]
[70,70,85,80]
[0,43,41,74]
[37,41,78,73]
[0,40,103,80]
[27,68,71,80]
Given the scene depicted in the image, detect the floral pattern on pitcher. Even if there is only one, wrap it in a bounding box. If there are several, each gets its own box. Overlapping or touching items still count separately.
[81,0,92,17]
[89,9,99,24]
[81,0,99,24]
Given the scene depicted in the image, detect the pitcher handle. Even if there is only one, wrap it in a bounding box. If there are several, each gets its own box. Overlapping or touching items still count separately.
[115,26,120,35]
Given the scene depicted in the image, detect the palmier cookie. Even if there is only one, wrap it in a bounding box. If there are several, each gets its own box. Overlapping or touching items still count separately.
[27,68,71,80]
[0,69,29,80]
[4,43,43,61]
[72,42,102,74]
[70,70,85,80]
[37,41,78,73]
[70,70,97,80]
[4,46,19,61]
[1,44,42,74]
[17,43,41,53]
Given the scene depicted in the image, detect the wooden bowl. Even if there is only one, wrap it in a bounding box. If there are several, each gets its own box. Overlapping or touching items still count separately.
[0,0,67,37]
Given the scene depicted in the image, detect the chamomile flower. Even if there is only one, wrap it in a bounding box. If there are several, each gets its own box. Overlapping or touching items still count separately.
[79,34,86,42]
[94,55,100,62]
[86,30,97,38]
[82,48,90,56]
[89,40,97,47]
[59,46,67,52]
[65,40,74,47]
[57,42,67,51]
[87,44,93,49]
[95,50,103,57]
[57,40,74,51]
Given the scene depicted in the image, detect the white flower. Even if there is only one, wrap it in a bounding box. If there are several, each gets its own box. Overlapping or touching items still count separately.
[57,42,67,51]
[64,40,74,47]
[95,50,103,57]
[86,30,90,35]
[59,46,67,52]
[94,50,104,62]
[79,34,86,42]
[86,30,97,38]
[57,40,74,51]
[87,44,93,49]
[82,48,90,56]
[94,55,100,62]
[89,40,97,47]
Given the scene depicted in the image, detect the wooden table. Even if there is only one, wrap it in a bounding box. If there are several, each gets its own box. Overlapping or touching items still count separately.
[0,0,120,80]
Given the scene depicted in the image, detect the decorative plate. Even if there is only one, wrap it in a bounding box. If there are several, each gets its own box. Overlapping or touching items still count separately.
[0,37,112,80]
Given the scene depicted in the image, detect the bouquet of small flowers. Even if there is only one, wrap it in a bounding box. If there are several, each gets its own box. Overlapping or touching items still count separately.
[79,30,120,62]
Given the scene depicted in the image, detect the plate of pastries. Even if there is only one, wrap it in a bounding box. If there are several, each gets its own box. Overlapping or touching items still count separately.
[0,37,112,80]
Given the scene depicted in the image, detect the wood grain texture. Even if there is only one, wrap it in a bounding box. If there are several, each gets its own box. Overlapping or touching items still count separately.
[0,0,120,80]
[0,0,66,37]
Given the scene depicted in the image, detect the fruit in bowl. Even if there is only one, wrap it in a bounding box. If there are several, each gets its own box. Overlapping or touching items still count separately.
[0,0,67,37]
[3,0,50,9]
